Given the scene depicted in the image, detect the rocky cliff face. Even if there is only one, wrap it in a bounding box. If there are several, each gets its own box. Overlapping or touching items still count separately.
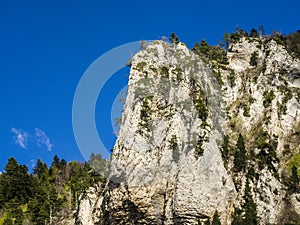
[75,184,104,225]
[102,41,236,224]
[78,36,300,224]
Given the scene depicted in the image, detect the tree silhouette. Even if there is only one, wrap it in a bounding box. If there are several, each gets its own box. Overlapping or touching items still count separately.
[234,134,247,172]
[212,210,222,225]
[250,28,258,38]
[169,32,179,44]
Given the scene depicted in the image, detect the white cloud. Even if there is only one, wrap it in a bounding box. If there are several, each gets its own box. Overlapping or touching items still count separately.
[11,128,29,149]
[35,128,53,151]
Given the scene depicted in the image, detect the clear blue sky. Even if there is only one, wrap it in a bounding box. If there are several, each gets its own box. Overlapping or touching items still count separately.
[0,0,299,171]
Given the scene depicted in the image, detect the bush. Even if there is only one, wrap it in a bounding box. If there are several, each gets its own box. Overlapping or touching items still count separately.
[254,130,279,173]
[263,90,275,108]
[250,51,258,66]
[193,40,229,65]
[191,89,208,122]
[229,32,241,43]
[228,70,236,87]
[213,70,224,86]
[195,136,205,158]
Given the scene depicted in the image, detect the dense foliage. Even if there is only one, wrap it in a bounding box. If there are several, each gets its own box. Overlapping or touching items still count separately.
[0,155,106,225]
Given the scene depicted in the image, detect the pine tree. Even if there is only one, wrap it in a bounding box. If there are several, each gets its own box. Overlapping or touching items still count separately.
[33,158,49,180]
[169,32,179,44]
[221,135,229,163]
[242,178,258,224]
[204,218,210,225]
[234,134,247,172]
[68,161,93,207]
[212,210,222,225]
[1,158,33,204]
[231,207,243,225]
[220,32,230,50]
[200,39,210,55]
[289,165,299,192]
[88,153,109,177]
[250,51,258,66]
[3,198,24,225]
[250,28,258,38]
[51,155,60,168]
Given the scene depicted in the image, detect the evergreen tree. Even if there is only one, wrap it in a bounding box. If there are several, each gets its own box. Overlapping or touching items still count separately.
[169,32,179,44]
[242,178,258,224]
[221,135,229,163]
[59,158,67,170]
[0,158,33,205]
[204,218,210,225]
[0,155,105,224]
[233,134,247,172]
[212,210,221,225]
[68,161,93,207]
[231,207,243,225]
[250,51,258,66]
[88,153,109,177]
[51,155,60,168]
[289,165,299,192]
[250,28,258,38]
[28,180,59,225]
[237,133,245,151]
[3,198,24,225]
[193,42,201,52]
[220,32,230,50]
[200,39,209,55]
[33,158,48,180]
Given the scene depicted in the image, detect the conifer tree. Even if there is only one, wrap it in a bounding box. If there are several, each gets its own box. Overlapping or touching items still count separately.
[169,32,179,44]
[1,158,33,204]
[212,210,222,225]
[204,218,210,225]
[289,165,299,192]
[242,178,258,224]
[231,207,243,225]
[234,134,247,172]
[250,28,258,38]
[33,158,49,180]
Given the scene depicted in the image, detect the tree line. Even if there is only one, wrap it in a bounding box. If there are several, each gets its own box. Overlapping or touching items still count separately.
[0,154,107,225]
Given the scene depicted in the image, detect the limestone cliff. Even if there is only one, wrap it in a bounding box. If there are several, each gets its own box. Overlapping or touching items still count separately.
[77,34,300,224]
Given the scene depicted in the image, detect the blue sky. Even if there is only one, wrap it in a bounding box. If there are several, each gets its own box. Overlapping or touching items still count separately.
[0,0,299,171]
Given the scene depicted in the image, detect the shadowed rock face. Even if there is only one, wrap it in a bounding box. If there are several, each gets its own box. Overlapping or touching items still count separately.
[77,37,300,225]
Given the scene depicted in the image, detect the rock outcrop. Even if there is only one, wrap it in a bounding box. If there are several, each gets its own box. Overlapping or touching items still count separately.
[77,36,300,224]
[76,184,104,225]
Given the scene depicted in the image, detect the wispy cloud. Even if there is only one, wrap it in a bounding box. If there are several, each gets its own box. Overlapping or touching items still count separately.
[35,128,53,151]
[11,128,29,149]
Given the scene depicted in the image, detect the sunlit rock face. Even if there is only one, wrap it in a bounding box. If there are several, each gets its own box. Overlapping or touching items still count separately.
[77,37,300,225]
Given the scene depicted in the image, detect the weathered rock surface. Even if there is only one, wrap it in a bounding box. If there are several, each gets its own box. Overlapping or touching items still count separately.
[76,184,104,225]
[76,36,300,224]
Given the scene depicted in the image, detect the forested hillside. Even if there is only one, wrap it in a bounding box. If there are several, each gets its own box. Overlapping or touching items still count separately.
[0,154,107,225]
